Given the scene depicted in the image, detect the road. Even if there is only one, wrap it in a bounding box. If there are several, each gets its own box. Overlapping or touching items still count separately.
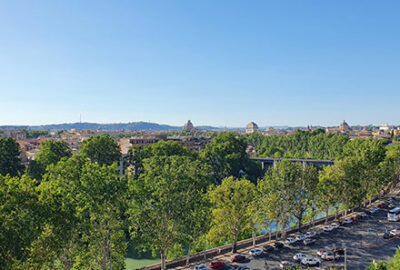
[188,194,400,270]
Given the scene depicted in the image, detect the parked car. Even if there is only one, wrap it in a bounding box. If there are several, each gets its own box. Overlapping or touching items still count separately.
[324,225,334,232]
[329,245,345,255]
[249,248,263,257]
[293,253,310,262]
[303,238,316,246]
[317,248,327,257]
[315,229,324,235]
[305,231,316,238]
[383,231,392,239]
[274,241,284,248]
[195,264,211,270]
[340,219,352,225]
[235,267,251,270]
[301,257,320,267]
[280,261,296,269]
[285,237,297,245]
[361,212,368,217]
[296,235,306,241]
[378,203,387,209]
[331,222,340,229]
[390,229,400,237]
[230,254,246,262]
[263,245,274,252]
[351,216,359,222]
[209,260,225,269]
[321,251,340,261]
[369,207,380,214]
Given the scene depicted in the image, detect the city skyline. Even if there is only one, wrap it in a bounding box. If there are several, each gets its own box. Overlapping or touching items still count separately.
[1,1,400,126]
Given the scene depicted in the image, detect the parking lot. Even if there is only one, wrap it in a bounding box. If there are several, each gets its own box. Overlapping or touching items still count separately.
[189,193,400,270]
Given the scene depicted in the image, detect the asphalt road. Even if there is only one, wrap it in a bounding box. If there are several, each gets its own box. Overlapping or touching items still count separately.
[197,194,400,270]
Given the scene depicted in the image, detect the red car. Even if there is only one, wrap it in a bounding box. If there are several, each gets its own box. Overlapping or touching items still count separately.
[209,260,225,269]
[230,254,246,262]
[351,216,358,222]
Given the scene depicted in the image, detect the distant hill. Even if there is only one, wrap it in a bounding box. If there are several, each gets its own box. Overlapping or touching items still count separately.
[0,122,293,132]
[0,122,183,131]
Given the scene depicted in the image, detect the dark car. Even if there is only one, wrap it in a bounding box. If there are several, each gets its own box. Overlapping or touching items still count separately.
[263,244,274,252]
[384,231,392,239]
[303,238,316,246]
[274,241,284,248]
[230,254,246,262]
[209,260,225,269]
[330,245,345,255]
[351,216,359,222]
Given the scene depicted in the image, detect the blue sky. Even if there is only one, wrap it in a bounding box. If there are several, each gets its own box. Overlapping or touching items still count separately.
[1,1,399,127]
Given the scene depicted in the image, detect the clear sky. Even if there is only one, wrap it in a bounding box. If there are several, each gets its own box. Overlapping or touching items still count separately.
[1,1,399,127]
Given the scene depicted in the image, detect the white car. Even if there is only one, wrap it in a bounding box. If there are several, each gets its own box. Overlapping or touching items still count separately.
[341,219,352,225]
[301,257,320,267]
[195,264,211,270]
[331,222,340,229]
[296,235,306,241]
[390,229,400,237]
[324,225,334,232]
[293,253,310,262]
[321,251,340,261]
[285,237,297,245]
[249,248,263,256]
[305,231,316,238]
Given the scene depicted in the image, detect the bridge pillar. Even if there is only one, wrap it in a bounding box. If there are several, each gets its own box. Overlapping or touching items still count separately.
[261,162,265,170]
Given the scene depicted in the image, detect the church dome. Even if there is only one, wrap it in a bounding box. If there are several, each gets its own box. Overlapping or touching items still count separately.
[246,122,258,129]
[183,120,194,131]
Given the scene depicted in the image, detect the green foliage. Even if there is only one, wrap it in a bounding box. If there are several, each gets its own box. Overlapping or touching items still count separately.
[0,175,36,268]
[201,132,263,184]
[25,130,50,139]
[80,134,121,166]
[27,140,72,180]
[207,177,256,252]
[37,156,128,270]
[246,130,349,159]
[128,154,210,270]
[0,137,23,176]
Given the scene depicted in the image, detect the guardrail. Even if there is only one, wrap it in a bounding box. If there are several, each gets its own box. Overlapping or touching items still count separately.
[137,189,389,270]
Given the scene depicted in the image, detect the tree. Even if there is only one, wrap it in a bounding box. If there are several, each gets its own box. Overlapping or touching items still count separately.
[128,155,210,270]
[0,137,23,177]
[129,140,195,177]
[80,134,121,166]
[387,247,400,270]
[262,160,300,238]
[317,165,342,223]
[201,132,261,184]
[207,176,256,253]
[36,155,128,270]
[0,175,44,269]
[292,164,318,231]
[27,140,72,180]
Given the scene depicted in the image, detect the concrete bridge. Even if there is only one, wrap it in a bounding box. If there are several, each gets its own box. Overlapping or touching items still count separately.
[250,157,335,170]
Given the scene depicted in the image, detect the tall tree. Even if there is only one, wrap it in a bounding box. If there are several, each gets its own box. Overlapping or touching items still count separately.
[128,155,210,270]
[0,137,23,176]
[292,164,319,231]
[201,132,261,183]
[80,134,121,166]
[262,160,299,238]
[0,175,45,269]
[207,176,256,253]
[27,140,71,180]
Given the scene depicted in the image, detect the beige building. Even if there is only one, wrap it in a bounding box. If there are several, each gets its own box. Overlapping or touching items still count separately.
[246,122,259,134]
